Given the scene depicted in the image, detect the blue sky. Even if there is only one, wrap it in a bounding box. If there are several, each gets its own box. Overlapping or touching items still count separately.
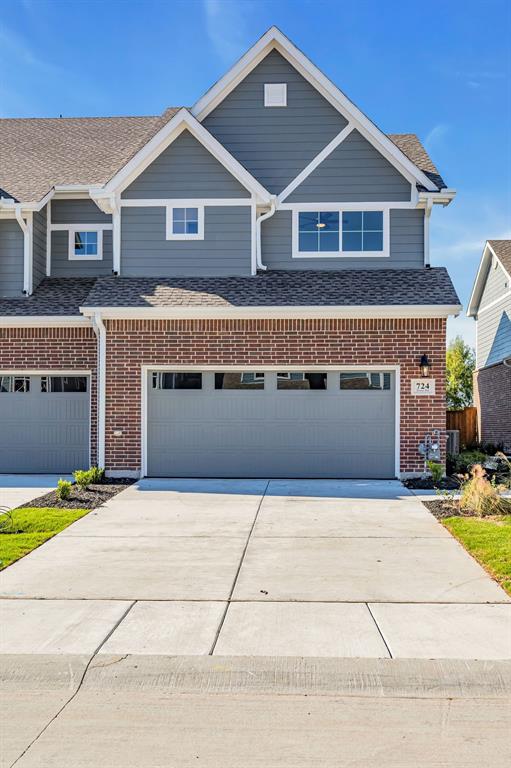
[1,0,510,345]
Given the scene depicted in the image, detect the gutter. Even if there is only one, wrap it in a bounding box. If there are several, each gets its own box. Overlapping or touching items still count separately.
[91,312,107,469]
[255,196,276,271]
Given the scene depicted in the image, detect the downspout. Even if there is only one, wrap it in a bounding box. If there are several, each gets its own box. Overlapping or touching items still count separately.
[15,205,32,294]
[111,194,121,275]
[255,196,276,271]
[91,312,107,469]
[424,197,433,267]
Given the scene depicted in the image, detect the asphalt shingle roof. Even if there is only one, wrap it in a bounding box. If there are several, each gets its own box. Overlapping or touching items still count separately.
[488,240,511,276]
[0,108,444,202]
[83,269,460,310]
[0,278,96,316]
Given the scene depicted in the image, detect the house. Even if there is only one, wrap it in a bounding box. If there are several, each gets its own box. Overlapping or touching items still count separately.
[0,27,461,479]
[468,240,511,451]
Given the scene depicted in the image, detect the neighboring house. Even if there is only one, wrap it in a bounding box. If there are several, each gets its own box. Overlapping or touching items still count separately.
[0,27,461,479]
[468,240,511,451]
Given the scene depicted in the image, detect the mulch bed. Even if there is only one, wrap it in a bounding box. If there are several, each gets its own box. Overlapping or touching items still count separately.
[402,476,460,491]
[421,498,462,519]
[17,479,135,510]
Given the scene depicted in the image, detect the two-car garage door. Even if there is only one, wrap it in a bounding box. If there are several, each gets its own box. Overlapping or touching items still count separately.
[0,374,90,473]
[147,370,396,479]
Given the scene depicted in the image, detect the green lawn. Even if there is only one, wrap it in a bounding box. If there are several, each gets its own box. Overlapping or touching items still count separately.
[442,516,511,596]
[0,507,89,570]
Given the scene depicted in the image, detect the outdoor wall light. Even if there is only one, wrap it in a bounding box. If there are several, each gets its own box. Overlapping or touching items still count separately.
[419,354,431,377]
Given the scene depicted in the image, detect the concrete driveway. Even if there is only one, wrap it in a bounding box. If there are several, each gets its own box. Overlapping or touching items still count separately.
[1,478,509,660]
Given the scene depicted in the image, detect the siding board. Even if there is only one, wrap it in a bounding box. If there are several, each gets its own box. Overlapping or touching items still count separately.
[51,230,113,277]
[0,219,24,297]
[32,206,47,289]
[203,50,347,194]
[476,258,511,368]
[122,131,250,200]
[121,206,252,276]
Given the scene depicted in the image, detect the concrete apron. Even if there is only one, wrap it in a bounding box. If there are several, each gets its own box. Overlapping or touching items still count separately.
[2,655,510,768]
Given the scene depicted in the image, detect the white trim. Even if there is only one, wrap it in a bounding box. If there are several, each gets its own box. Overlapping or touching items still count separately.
[80,304,462,320]
[0,316,91,328]
[467,241,511,317]
[279,200,415,210]
[120,197,252,207]
[91,314,106,468]
[423,197,432,267]
[111,195,121,274]
[46,200,51,276]
[140,363,401,479]
[264,82,287,107]
[50,223,113,231]
[291,207,389,259]
[191,27,439,192]
[477,290,511,315]
[91,109,271,203]
[68,227,104,261]
[165,205,205,241]
[250,202,257,275]
[278,124,355,203]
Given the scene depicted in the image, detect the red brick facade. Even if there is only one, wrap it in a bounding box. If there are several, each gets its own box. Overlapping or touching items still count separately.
[0,327,98,464]
[104,317,447,475]
[474,363,511,452]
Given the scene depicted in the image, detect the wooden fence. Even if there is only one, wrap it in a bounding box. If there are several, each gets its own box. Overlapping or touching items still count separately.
[446,407,478,448]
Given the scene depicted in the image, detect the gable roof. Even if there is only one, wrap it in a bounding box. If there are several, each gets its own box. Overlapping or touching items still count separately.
[0,110,179,203]
[467,240,511,317]
[192,27,442,193]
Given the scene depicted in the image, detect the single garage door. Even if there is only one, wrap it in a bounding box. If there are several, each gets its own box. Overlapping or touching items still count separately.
[147,370,396,479]
[0,373,90,473]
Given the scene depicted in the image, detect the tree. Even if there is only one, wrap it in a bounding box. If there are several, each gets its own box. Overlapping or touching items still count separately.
[446,336,475,410]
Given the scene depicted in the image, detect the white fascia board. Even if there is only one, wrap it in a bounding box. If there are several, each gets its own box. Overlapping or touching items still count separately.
[467,242,511,317]
[93,109,271,204]
[192,26,439,193]
[80,304,462,321]
[418,189,456,207]
[0,188,55,213]
[0,315,91,328]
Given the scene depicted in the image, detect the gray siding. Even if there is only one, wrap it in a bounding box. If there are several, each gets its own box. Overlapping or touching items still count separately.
[122,130,250,200]
[32,207,47,289]
[203,50,348,194]
[50,230,113,277]
[121,206,252,276]
[51,199,112,224]
[0,219,24,297]
[261,208,424,270]
[476,259,511,368]
[287,130,412,202]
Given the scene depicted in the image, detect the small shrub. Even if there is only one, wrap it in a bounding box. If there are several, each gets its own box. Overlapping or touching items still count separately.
[426,460,444,484]
[73,469,93,489]
[88,467,105,484]
[459,464,510,517]
[454,450,488,474]
[57,479,72,500]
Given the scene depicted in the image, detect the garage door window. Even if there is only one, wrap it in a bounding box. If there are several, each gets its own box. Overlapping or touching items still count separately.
[152,372,202,390]
[215,372,265,390]
[277,372,327,390]
[41,376,88,393]
[0,376,30,393]
[339,372,391,390]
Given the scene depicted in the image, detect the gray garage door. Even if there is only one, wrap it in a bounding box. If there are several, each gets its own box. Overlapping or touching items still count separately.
[147,370,395,479]
[0,374,90,473]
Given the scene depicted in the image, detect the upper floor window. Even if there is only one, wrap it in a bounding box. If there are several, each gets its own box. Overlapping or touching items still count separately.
[69,228,103,261]
[264,83,287,107]
[342,211,383,252]
[166,205,204,241]
[298,212,339,253]
[293,208,388,258]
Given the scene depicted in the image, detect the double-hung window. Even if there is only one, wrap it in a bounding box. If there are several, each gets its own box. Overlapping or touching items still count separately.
[166,205,204,240]
[69,228,103,261]
[294,209,387,258]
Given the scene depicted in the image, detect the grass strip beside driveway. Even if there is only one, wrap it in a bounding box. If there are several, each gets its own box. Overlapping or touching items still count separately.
[442,516,511,596]
[0,507,89,570]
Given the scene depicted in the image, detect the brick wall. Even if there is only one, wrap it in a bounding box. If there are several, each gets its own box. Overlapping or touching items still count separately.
[104,317,446,475]
[0,327,98,463]
[474,363,511,451]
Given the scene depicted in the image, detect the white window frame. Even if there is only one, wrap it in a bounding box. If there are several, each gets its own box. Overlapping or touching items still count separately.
[166,204,205,241]
[264,83,287,107]
[68,227,104,261]
[291,205,390,259]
